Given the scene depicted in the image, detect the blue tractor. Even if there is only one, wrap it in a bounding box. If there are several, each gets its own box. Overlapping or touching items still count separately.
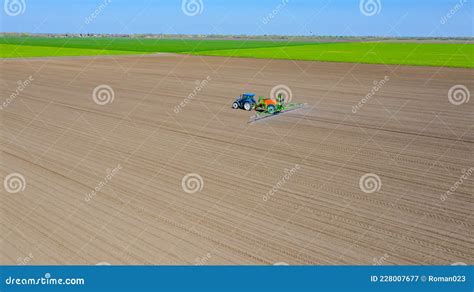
[232,93,257,111]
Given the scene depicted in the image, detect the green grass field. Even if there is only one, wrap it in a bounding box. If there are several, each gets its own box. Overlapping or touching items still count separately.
[1,36,472,68]
[0,36,308,53]
[190,42,474,68]
[0,43,149,58]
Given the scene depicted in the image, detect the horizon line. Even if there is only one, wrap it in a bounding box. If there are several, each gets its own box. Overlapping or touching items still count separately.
[1,32,473,40]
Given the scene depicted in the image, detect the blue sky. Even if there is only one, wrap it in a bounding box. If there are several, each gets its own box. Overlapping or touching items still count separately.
[1,0,472,37]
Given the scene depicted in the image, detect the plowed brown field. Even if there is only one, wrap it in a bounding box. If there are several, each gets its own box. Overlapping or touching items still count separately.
[1,54,473,265]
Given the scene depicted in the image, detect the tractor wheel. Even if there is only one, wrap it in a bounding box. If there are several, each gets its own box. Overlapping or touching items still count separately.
[232,102,239,109]
[267,105,276,114]
[244,102,252,111]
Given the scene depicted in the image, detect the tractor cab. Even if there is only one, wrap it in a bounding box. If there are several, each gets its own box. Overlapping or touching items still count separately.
[239,93,256,102]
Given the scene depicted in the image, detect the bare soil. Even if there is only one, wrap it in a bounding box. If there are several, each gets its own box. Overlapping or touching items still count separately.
[1,54,472,265]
